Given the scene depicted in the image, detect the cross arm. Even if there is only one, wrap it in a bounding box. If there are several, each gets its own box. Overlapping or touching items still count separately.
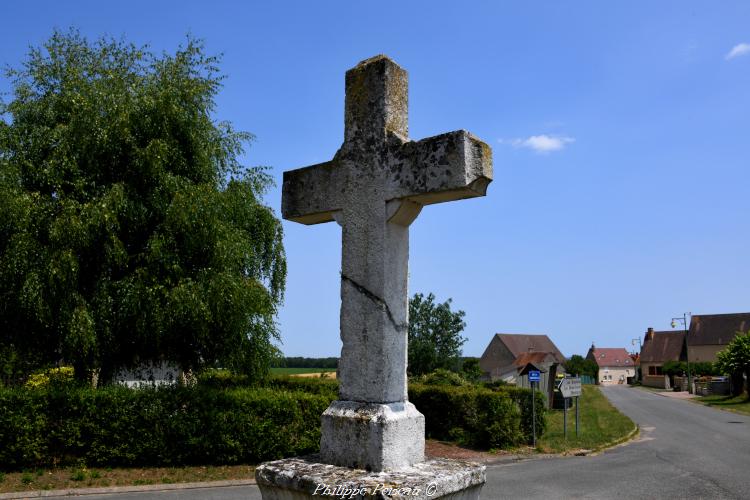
[281,160,344,225]
[387,130,493,204]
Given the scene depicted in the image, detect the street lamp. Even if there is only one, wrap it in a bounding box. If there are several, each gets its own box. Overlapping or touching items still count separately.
[631,338,642,382]
[631,337,641,354]
[671,313,691,392]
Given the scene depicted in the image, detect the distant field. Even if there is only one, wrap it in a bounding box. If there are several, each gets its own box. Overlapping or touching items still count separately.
[271,367,336,375]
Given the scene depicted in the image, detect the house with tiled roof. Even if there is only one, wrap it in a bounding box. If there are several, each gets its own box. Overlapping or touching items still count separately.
[586,345,635,385]
[687,313,750,363]
[479,333,566,408]
[640,328,686,388]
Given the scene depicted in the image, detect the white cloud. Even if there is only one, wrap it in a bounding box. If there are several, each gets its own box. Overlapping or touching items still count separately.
[725,43,750,60]
[500,134,575,153]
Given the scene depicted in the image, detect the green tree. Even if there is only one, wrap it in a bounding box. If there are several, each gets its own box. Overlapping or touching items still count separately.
[0,30,286,384]
[564,354,598,378]
[461,357,483,383]
[715,331,750,396]
[408,292,467,376]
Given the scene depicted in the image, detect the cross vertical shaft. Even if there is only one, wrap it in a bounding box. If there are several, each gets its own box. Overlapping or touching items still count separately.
[281,55,492,471]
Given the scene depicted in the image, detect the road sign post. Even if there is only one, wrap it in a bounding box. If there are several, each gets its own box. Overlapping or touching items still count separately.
[528,370,540,448]
[532,381,536,448]
[558,377,583,440]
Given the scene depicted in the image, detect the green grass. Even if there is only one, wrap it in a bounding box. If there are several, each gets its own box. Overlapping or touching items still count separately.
[694,394,750,415]
[538,385,636,453]
[270,367,336,375]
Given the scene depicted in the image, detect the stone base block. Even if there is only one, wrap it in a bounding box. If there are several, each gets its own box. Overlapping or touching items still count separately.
[320,401,424,471]
[255,455,485,500]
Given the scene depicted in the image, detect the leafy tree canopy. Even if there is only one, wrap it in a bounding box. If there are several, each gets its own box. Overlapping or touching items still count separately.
[563,354,598,378]
[661,360,717,377]
[408,292,467,376]
[715,331,750,394]
[0,30,286,384]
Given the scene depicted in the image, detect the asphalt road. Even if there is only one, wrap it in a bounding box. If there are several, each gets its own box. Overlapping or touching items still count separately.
[482,386,750,499]
[50,386,750,499]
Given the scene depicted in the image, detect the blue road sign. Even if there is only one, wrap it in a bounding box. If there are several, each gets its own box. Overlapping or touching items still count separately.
[528,370,541,382]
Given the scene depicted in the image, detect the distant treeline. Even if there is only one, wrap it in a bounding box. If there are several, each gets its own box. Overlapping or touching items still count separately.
[273,357,339,368]
[272,357,478,370]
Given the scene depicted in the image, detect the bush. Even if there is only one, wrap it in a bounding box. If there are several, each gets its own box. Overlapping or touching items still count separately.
[0,376,545,469]
[415,369,470,386]
[195,369,251,389]
[0,385,331,469]
[24,367,76,390]
[408,384,545,449]
[662,361,718,377]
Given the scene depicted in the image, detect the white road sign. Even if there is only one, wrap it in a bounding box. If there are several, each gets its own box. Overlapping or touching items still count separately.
[558,377,582,398]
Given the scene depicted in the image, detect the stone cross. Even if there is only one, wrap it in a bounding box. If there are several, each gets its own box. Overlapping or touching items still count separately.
[282,55,492,472]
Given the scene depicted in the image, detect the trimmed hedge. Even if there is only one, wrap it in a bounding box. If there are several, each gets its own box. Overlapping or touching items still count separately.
[0,378,545,469]
[0,386,329,469]
[409,384,546,449]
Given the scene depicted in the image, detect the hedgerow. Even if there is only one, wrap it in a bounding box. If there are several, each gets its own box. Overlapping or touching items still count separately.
[0,377,545,469]
[0,385,329,469]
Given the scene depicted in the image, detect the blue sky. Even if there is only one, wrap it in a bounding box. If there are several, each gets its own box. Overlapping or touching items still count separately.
[2,1,749,358]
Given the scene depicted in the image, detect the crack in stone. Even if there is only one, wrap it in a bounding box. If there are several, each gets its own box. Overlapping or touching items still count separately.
[341,274,408,332]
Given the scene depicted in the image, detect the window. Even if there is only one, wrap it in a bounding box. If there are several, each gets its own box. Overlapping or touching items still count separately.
[648,366,663,376]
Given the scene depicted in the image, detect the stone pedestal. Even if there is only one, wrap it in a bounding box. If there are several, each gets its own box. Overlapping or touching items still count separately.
[320,401,424,471]
[255,456,485,500]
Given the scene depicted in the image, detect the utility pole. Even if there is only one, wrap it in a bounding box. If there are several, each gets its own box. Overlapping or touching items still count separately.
[672,313,692,392]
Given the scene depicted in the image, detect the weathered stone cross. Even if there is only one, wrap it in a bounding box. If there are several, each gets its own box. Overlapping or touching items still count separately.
[282,55,492,472]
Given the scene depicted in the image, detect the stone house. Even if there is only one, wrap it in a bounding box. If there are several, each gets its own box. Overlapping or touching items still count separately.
[586,346,635,385]
[479,333,566,408]
[687,313,750,363]
[639,328,686,388]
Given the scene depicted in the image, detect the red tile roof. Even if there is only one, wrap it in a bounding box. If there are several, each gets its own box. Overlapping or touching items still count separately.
[589,347,634,368]
[513,352,556,367]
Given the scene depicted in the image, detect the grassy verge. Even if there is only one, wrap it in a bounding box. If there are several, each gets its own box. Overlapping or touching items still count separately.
[0,465,255,494]
[693,394,750,416]
[270,367,336,375]
[538,385,636,453]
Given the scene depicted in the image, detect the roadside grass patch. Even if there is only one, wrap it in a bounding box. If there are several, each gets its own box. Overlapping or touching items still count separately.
[0,465,255,494]
[693,394,750,416]
[538,386,635,453]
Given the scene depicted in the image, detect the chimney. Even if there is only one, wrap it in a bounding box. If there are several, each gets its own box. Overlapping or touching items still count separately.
[646,327,654,341]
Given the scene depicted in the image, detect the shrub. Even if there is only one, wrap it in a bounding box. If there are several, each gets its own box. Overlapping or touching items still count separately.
[24,367,76,390]
[0,376,545,469]
[0,385,331,469]
[408,384,545,449]
[662,361,718,377]
[415,369,470,386]
[195,369,251,389]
